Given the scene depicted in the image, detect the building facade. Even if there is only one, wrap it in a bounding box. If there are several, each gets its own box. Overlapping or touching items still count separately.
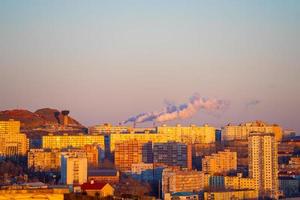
[202,150,237,175]
[109,124,215,152]
[28,148,61,171]
[162,168,204,195]
[42,134,105,151]
[222,121,282,141]
[0,120,28,156]
[61,153,88,185]
[153,142,190,168]
[248,132,279,198]
[114,139,152,171]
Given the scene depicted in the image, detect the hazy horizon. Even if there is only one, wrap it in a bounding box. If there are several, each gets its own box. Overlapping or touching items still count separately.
[1,1,299,132]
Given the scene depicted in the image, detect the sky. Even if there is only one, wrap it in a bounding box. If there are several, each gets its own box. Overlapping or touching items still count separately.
[0,1,299,132]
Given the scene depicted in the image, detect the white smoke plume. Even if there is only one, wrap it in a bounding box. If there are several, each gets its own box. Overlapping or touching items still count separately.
[124,94,229,124]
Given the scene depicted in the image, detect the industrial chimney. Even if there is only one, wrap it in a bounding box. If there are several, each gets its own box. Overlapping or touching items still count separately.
[61,110,70,126]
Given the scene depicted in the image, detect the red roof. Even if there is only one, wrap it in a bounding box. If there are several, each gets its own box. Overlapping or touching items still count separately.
[81,182,107,190]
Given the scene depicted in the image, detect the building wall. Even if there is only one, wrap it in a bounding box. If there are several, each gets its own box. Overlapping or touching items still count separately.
[28,144,100,171]
[61,154,87,185]
[248,132,279,198]
[153,142,188,168]
[110,124,215,151]
[28,149,61,171]
[162,168,204,195]
[202,150,237,175]
[114,140,152,171]
[222,121,282,141]
[0,120,29,156]
[204,190,259,200]
[42,134,105,151]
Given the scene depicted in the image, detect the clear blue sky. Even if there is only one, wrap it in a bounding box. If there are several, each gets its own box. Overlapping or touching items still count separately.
[0,1,299,132]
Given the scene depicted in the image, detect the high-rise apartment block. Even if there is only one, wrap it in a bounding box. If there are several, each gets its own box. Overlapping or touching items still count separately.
[42,134,105,151]
[248,132,279,198]
[202,150,237,175]
[153,142,191,168]
[61,153,87,185]
[114,139,152,172]
[222,121,282,141]
[0,120,28,156]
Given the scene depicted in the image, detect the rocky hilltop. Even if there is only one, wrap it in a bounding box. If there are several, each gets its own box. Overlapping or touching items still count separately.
[0,108,84,129]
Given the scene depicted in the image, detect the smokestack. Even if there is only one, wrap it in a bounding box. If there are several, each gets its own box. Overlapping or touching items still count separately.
[61,110,70,126]
[187,143,192,170]
[133,121,136,128]
[124,94,229,124]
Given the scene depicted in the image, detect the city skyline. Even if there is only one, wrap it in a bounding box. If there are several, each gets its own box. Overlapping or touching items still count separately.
[1,1,299,132]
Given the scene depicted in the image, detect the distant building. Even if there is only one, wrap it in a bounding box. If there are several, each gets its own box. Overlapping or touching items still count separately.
[131,163,154,182]
[288,157,300,171]
[114,139,152,171]
[109,124,215,151]
[89,123,131,134]
[28,144,100,171]
[222,121,283,141]
[88,169,120,183]
[153,142,190,168]
[61,153,87,185]
[28,148,61,171]
[42,133,105,151]
[279,177,299,197]
[164,192,199,200]
[208,174,256,191]
[162,168,205,196]
[248,132,279,198]
[83,144,101,167]
[203,189,258,200]
[202,150,237,175]
[0,120,29,156]
[157,124,216,144]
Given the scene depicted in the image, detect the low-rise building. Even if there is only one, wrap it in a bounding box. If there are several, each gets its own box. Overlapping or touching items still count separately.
[88,169,120,183]
[81,181,114,197]
[203,189,259,200]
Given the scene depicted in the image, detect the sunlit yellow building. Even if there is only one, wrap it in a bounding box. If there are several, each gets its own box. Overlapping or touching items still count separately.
[222,120,282,141]
[0,120,29,156]
[42,133,105,151]
[110,124,215,151]
[0,120,21,134]
[224,174,256,190]
[204,189,259,200]
[157,124,216,144]
[28,144,101,171]
[89,123,132,134]
[202,150,237,175]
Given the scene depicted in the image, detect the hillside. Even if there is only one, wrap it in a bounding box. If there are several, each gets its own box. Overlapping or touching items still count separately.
[0,108,84,129]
